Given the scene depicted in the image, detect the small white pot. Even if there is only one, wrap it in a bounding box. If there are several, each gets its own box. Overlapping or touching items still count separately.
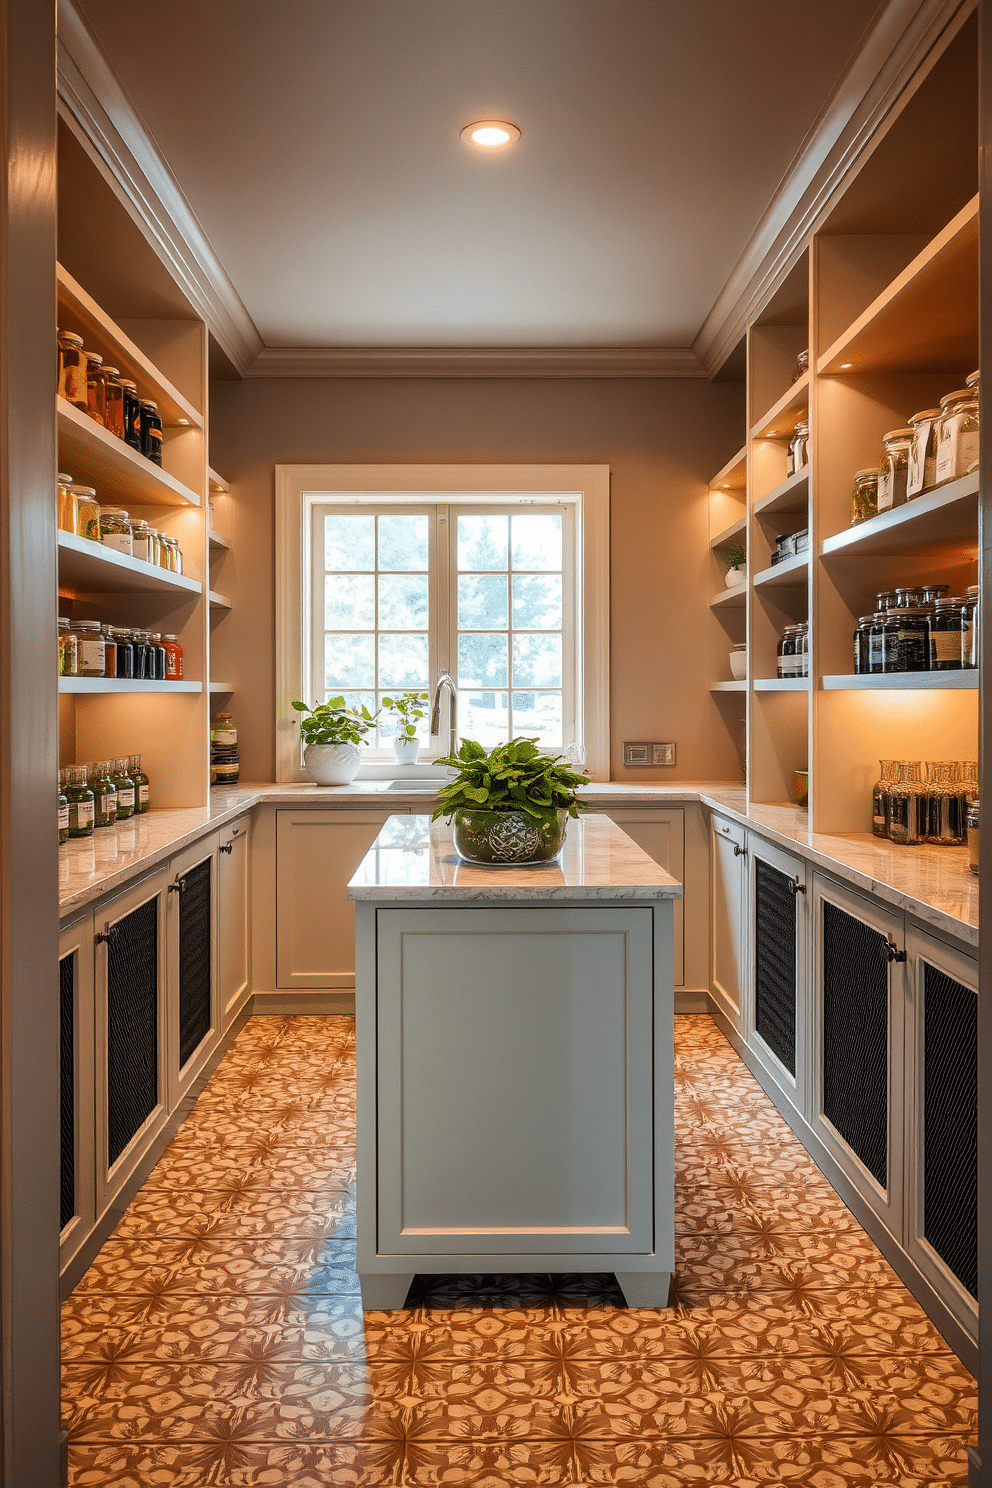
[392,735,421,765]
[729,648,747,681]
[303,742,362,786]
[725,565,747,588]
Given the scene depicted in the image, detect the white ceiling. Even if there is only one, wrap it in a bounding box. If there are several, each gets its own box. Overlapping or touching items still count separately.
[77,0,881,350]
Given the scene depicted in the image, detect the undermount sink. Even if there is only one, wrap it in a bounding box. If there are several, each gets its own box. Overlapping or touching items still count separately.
[386,779,444,792]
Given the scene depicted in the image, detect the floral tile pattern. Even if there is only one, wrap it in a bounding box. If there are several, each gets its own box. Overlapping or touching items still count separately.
[63,1014,976,1486]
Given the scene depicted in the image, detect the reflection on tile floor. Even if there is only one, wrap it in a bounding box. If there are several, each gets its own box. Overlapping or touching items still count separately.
[63,1015,976,1485]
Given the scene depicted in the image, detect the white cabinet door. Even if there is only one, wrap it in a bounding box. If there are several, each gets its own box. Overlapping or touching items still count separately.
[275,808,407,989]
[58,912,96,1275]
[218,815,251,1031]
[592,808,684,984]
[709,813,746,1031]
[167,834,220,1103]
[746,834,809,1109]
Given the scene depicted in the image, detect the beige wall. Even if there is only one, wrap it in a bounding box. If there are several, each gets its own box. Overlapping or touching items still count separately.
[208,376,744,783]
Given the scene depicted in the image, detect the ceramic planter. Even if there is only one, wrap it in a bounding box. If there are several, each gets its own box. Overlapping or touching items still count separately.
[392,735,421,765]
[452,806,569,865]
[725,565,746,588]
[303,742,362,786]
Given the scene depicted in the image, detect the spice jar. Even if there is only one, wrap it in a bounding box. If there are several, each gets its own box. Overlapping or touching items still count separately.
[156,532,172,569]
[877,428,913,512]
[872,760,899,838]
[935,388,979,484]
[58,616,78,676]
[876,591,898,612]
[120,379,142,451]
[74,487,100,543]
[963,585,979,668]
[851,468,879,525]
[928,597,966,671]
[69,620,105,678]
[109,758,136,820]
[890,605,931,672]
[854,615,874,674]
[57,332,88,409]
[64,766,95,838]
[787,421,809,476]
[160,535,182,573]
[131,520,153,563]
[129,755,150,813]
[894,586,925,608]
[58,779,69,845]
[792,349,809,384]
[86,353,107,426]
[162,634,183,680]
[139,400,163,466]
[113,627,135,679]
[98,506,132,557]
[101,625,118,678]
[90,761,117,830]
[103,368,124,439]
[907,409,941,497]
[868,612,896,673]
[57,472,77,535]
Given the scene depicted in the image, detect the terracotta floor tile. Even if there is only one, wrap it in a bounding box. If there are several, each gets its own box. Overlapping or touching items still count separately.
[111,1188,353,1241]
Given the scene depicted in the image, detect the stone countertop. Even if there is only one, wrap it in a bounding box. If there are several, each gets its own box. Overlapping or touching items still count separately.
[346,813,683,902]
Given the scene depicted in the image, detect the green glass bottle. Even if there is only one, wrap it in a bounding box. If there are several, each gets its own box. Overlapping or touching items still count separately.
[109,757,135,820]
[64,766,94,838]
[129,754,150,814]
[91,761,118,829]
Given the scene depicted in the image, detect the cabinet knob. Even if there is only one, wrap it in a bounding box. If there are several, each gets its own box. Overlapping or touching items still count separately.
[219,842,233,854]
[787,877,806,895]
[95,925,119,946]
[733,843,746,857]
[168,876,186,895]
[885,939,907,963]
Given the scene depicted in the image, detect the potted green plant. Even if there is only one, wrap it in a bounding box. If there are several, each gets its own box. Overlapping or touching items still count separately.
[725,540,747,588]
[291,695,378,785]
[381,691,429,765]
[432,736,589,864]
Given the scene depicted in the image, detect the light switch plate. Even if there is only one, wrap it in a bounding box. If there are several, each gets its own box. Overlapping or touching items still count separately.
[653,743,675,766]
[624,742,676,766]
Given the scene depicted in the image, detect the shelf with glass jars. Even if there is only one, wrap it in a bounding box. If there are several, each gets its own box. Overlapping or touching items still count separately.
[819,470,978,559]
[751,467,810,520]
[822,672,978,692]
[752,552,809,589]
[57,531,202,597]
[57,397,201,509]
[58,678,202,694]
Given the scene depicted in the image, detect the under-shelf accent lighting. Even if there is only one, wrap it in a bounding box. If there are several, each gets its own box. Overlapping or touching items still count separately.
[461,120,520,149]
[840,363,853,370]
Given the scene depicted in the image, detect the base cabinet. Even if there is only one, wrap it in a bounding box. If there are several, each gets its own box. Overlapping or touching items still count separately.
[167,835,220,1103]
[218,814,251,1031]
[746,835,808,1109]
[709,813,746,1031]
[58,914,96,1274]
[591,808,684,984]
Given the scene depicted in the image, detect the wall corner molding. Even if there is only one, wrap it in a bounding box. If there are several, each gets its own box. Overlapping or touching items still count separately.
[247,345,705,380]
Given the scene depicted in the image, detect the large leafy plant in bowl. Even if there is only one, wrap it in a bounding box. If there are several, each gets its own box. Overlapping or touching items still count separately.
[292,695,378,785]
[432,737,589,864]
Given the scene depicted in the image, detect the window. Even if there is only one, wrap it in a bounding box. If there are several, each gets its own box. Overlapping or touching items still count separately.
[276,465,609,780]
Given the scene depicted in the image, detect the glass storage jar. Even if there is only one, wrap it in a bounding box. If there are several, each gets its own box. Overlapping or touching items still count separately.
[907,408,941,497]
[928,596,966,671]
[103,367,124,439]
[57,472,76,535]
[792,349,809,383]
[113,627,135,679]
[851,468,879,525]
[149,634,167,681]
[921,583,949,606]
[109,758,135,820]
[86,354,107,426]
[894,586,925,608]
[58,616,78,676]
[887,761,927,845]
[877,428,913,511]
[924,760,968,845]
[129,755,150,813]
[131,520,153,563]
[57,332,88,409]
[98,506,132,557]
[872,759,899,837]
[777,627,797,678]
[119,378,142,450]
[787,420,809,476]
[868,612,896,673]
[157,532,172,569]
[69,620,105,677]
[964,760,979,799]
[64,766,94,838]
[935,388,979,483]
[162,634,183,680]
[139,401,163,466]
[890,606,931,672]
[74,487,100,543]
[795,621,809,677]
[963,585,979,668]
[90,761,117,830]
[967,798,980,874]
[876,590,898,612]
[854,614,874,674]
[101,625,117,678]
[131,630,152,679]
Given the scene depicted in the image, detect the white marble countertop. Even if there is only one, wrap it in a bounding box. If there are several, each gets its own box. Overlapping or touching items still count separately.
[347,813,684,902]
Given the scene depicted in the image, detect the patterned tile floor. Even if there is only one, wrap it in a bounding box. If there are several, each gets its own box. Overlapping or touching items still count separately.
[62,1015,977,1486]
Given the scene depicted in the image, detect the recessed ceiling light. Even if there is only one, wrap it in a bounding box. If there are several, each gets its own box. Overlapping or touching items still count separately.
[461,120,520,149]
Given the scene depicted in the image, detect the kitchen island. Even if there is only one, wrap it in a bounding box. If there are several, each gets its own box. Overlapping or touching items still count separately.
[347,812,683,1310]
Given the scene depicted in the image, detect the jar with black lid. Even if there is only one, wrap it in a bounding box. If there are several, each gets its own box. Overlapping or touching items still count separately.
[149,633,167,680]
[894,586,925,608]
[963,585,979,668]
[776,627,796,679]
[928,597,966,671]
[131,630,152,679]
[109,758,135,820]
[114,627,135,679]
[876,591,898,612]
[795,621,809,677]
[921,583,949,607]
[139,401,163,466]
[64,766,94,838]
[891,606,931,672]
[90,762,117,830]
[869,612,899,673]
[119,378,142,451]
[854,615,874,674]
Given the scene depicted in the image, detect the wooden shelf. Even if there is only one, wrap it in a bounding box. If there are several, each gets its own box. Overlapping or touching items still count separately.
[209,681,234,694]
[751,372,809,440]
[817,197,979,375]
[207,467,230,495]
[822,672,978,691]
[209,589,233,611]
[753,468,809,519]
[57,398,201,508]
[57,531,202,597]
[820,471,978,560]
[57,264,203,429]
[208,527,230,551]
[753,552,809,589]
[711,583,746,610]
[709,445,747,493]
[754,676,810,691]
[59,678,203,694]
[711,680,746,692]
[710,515,747,550]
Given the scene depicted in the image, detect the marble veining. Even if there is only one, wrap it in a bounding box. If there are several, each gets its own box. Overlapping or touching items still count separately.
[348,812,683,900]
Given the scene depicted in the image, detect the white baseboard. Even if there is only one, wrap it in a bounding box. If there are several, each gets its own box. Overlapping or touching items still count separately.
[250,991,356,1015]
[675,988,711,1013]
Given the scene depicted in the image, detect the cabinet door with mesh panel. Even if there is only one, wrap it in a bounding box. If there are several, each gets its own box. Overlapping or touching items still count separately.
[745,836,809,1109]
[905,926,977,1345]
[168,834,220,1104]
[58,912,96,1276]
[810,874,904,1235]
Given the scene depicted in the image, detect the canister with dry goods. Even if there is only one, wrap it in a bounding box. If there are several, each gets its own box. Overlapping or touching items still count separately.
[935,388,979,483]
[906,409,941,497]
[57,473,76,535]
[851,468,879,525]
[57,332,88,409]
[877,428,913,511]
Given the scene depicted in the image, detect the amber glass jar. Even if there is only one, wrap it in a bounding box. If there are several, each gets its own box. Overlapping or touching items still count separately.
[120,378,142,451]
[103,367,124,439]
[58,616,78,676]
[86,354,107,426]
[57,473,77,535]
[57,332,88,409]
[162,634,184,680]
[69,620,105,677]
[75,487,100,543]
[851,468,879,525]
[101,625,118,678]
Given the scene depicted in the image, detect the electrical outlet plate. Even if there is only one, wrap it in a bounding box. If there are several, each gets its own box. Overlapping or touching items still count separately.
[624,742,675,766]
[653,743,675,766]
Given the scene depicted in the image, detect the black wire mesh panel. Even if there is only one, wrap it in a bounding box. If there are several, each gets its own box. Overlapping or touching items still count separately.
[59,952,75,1233]
[179,858,212,1070]
[822,899,888,1189]
[922,962,977,1298]
[754,858,797,1076]
[107,897,158,1168]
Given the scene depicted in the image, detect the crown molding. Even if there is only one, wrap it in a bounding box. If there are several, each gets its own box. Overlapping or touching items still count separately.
[693,0,976,377]
[247,345,705,379]
[56,0,263,376]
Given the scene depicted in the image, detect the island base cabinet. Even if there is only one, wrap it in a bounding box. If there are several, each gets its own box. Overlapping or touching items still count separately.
[218,815,251,1032]
[167,835,220,1103]
[745,836,808,1109]
[58,914,96,1275]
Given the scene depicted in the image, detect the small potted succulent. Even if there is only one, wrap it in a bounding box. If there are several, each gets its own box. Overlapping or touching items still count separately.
[725,541,747,588]
[292,695,378,785]
[382,691,429,764]
[432,736,589,864]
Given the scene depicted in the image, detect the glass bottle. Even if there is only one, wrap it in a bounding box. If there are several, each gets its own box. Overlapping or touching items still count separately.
[907,408,941,497]
[149,633,167,681]
[110,757,136,820]
[74,487,100,543]
[114,627,135,680]
[120,379,142,450]
[64,765,94,838]
[129,755,150,814]
[963,585,979,668]
[162,634,183,680]
[877,428,913,512]
[887,761,926,845]
[851,468,879,525]
[872,759,898,838]
[925,760,967,846]
[139,400,163,466]
[101,625,118,678]
[69,620,105,678]
[58,777,69,845]
[935,388,979,484]
[103,368,124,439]
[57,472,77,534]
[57,331,89,409]
[58,616,78,677]
[928,596,966,671]
[86,353,107,426]
[854,614,874,674]
[90,761,118,829]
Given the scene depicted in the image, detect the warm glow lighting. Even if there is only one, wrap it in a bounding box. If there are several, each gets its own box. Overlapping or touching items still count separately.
[840,362,853,370]
[177,417,190,426]
[461,119,520,149]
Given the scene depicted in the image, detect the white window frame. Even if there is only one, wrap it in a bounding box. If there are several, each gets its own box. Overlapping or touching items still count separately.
[275,464,610,781]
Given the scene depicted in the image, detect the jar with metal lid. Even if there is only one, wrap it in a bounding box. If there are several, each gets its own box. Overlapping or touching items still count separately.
[86,354,107,426]
[872,759,899,838]
[57,332,88,409]
[921,583,949,607]
[58,781,69,845]
[966,369,980,391]
[74,487,100,543]
[131,520,153,563]
[57,472,77,535]
[156,531,172,569]
[58,616,78,676]
[114,627,135,679]
[69,620,105,677]
[894,586,925,608]
[907,409,941,497]
[776,627,797,678]
[161,535,181,573]
[928,597,966,671]
[877,428,913,512]
[795,621,809,677]
[890,606,931,672]
[129,755,150,813]
[925,760,968,845]
[131,630,152,679]
[90,761,117,830]
[101,625,118,678]
[967,798,979,875]
[851,468,879,525]
[792,348,809,384]
[963,585,979,668]
[139,401,163,466]
[149,633,167,681]
[787,420,809,476]
[876,590,898,612]
[98,506,132,557]
[935,388,979,483]
[867,612,895,673]
[64,766,94,838]
[119,378,142,450]
[853,615,874,674]
[103,367,124,439]
[887,761,927,845]
[109,758,136,820]
[162,634,184,680]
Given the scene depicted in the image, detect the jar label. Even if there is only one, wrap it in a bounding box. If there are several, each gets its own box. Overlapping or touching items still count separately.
[906,421,933,497]
[877,470,893,511]
[117,788,135,809]
[77,637,104,672]
[935,414,977,483]
[71,800,94,828]
[932,630,963,664]
[212,728,237,746]
[102,533,133,557]
[58,805,69,831]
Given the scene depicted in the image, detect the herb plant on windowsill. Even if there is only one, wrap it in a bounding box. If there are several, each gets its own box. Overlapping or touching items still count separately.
[381,691,429,765]
[432,737,589,864]
[292,695,379,786]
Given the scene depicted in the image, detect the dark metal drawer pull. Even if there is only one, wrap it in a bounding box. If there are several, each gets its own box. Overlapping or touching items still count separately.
[219,842,233,854]
[95,925,119,946]
[168,876,186,895]
[733,843,746,857]
[787,877,806,895]
[886,939,907,963]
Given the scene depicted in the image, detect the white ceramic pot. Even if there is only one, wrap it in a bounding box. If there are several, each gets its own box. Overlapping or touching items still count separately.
[725,565,746,588]
[303,742,362,786]
[392,735,421,765]
[729,648,747,680]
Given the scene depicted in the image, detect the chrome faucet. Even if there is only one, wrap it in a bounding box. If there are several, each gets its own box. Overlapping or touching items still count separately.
[430,673,458,758]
